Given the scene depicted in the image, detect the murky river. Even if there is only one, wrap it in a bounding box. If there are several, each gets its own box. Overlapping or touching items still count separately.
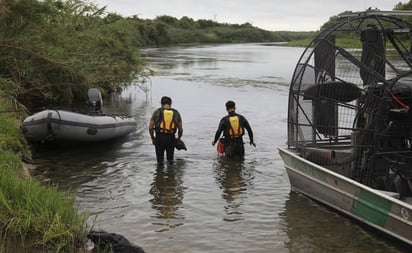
[31,43,407,252]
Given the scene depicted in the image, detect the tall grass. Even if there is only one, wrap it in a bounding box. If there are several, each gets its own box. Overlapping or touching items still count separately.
[0,96,89,252]
[0,166,89,251]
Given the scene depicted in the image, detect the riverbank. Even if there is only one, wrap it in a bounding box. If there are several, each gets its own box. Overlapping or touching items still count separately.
[285,37,366,48]
[0,97,89,252]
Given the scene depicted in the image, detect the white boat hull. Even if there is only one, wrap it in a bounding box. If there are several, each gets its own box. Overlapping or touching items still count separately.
[21,110,137,143]
[279,147,412,246]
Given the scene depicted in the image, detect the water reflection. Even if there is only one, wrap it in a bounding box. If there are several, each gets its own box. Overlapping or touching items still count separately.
[30,139,129,191]
[280,192,405,253]
[149,160,186,231]
[213,157,254,222]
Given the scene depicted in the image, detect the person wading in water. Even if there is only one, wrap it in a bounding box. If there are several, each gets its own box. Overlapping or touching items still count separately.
[149,96,183,164]
[212,100,255,158]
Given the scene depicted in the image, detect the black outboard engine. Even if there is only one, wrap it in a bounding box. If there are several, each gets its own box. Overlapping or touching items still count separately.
[87,88,103,112]
[379,79,412,197]
[358,78,412,196]
[354,25,412,196]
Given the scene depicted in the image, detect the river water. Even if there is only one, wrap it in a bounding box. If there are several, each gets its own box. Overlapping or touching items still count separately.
[31,43,406,252]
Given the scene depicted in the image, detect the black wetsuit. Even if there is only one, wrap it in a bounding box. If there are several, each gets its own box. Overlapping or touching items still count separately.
[213,111,254,158]
[151,108,182,164]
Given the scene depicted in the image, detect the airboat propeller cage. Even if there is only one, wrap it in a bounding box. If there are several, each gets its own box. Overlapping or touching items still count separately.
[87,88,103,111]
[287,10,412,194]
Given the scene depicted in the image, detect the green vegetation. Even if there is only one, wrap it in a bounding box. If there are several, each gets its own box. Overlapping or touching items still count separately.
[0,164,89,252]
[1,0,315,110]
[0,0,408,251]
[0,95,89,252]
[0,0,141,251]
[129,15,315,46]
[285,3,412,48]
[285,37,364,48]
[0,0,145,110]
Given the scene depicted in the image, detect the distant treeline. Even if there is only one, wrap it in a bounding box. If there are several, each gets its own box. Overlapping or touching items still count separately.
[126,14,316,46]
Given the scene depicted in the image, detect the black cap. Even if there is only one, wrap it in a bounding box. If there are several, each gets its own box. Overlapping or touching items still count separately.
[225,100,235,110]
[161,96,172,105]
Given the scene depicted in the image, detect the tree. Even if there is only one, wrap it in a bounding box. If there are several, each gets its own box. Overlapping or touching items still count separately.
[0,0,145,109]
[395,1,412,10]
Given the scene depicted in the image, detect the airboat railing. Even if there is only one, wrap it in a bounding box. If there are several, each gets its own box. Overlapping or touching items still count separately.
[286,10,412,190]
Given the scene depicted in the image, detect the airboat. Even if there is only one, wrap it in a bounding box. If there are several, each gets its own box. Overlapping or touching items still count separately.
[279,10,412,246]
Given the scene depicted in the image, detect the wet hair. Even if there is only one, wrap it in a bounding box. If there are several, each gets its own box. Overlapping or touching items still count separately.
[225,100,236,110]
[161,96,172,105]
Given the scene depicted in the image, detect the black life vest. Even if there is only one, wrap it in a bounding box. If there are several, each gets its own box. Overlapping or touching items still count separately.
[156,108,177,134]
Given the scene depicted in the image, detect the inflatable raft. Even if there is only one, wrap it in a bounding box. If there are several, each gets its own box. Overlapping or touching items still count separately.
[21,109,137,144]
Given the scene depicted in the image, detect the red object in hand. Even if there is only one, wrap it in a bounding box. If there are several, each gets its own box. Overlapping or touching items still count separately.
[217,140,225,154]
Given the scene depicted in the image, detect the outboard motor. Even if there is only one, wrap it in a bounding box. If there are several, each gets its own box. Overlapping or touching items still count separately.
[87,88,103,112]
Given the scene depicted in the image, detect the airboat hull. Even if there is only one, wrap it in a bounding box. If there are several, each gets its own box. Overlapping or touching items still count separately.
[279,147,412,246]
[281,9,412,247]
[21,109,137,144]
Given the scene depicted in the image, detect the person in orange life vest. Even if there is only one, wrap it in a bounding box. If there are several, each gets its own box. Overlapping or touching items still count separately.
[149,96,183,164]
[212,100,255,157]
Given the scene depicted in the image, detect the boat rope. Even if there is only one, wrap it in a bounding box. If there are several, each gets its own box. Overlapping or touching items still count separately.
[54,109,62,121]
